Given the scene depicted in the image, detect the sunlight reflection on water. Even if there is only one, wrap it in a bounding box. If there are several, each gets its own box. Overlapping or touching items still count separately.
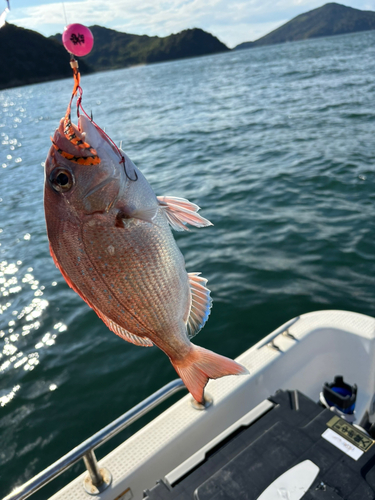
[0,258,67,398]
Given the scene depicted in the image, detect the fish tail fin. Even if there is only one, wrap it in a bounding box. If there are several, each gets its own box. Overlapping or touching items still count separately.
[171,345,249,403]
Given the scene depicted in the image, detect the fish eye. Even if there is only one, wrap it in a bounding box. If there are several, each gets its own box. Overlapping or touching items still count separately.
[49,168,74,193]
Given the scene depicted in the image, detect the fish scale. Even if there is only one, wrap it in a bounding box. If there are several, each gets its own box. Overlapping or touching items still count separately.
[54,211,188,343]
[44,114,248,403]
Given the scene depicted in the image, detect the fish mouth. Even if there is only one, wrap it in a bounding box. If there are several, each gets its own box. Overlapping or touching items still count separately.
[51,116,101,166]
[51,108,120,168]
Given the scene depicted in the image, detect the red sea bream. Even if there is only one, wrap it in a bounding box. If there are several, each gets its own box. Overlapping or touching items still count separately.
[44,114,248,403]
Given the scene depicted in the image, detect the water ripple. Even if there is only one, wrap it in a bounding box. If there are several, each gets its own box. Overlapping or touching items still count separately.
[1,30,375,499]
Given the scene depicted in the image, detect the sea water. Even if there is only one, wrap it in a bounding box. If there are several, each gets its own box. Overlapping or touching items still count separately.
[0,30,375,498]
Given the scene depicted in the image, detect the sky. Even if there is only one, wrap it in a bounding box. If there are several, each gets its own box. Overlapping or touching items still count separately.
[3,0,375,48]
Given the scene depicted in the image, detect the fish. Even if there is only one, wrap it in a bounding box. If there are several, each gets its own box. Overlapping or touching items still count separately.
[44,113,248,403]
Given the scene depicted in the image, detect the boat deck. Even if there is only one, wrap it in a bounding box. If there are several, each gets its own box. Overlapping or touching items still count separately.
[49,310,375,500]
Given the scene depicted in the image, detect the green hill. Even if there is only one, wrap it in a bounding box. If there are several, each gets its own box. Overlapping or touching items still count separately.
[51,26,229,71]
[236,3,375,50]
[0,23,92,90]
[0,24,228,90]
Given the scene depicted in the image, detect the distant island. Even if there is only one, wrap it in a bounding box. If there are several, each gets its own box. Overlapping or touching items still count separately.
[1,2,375,90]
[235,3,375,50]
[51,26,229,72]
[0,24,228,90]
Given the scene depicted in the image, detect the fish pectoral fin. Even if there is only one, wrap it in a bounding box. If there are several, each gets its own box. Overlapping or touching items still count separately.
[186,272,212,339]
[102,315,153,347]
[117,205,158,224]
[157,196,213,232]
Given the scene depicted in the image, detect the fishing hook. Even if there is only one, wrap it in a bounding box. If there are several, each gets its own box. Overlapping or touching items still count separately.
[120,156,138,182]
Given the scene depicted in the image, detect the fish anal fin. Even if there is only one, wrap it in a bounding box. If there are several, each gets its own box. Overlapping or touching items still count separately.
[101,316,153,347]
[186,272,212,339]
[157,196,213,232]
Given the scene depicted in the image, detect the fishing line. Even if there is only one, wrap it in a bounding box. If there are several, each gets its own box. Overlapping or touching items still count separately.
[74,82,138,181]
[60,23,138,181]
[61,2,68,26]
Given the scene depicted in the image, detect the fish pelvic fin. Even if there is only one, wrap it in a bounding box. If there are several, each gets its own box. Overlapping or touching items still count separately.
[171,345,249,404]
[186,272,212,339]
[157,196,213,231]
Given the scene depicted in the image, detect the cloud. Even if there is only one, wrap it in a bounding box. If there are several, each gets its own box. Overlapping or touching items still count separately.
[7,0,375,48]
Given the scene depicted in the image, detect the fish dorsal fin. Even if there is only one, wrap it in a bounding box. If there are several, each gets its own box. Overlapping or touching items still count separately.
[186,272,212,339]
[157,196,213,232]
[103,316,154,347]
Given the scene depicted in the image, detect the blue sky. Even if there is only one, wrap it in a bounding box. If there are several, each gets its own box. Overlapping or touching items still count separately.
[4,0,375,48]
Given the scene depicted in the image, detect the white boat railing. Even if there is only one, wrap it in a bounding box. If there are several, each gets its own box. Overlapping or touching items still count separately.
[3,378,188,500]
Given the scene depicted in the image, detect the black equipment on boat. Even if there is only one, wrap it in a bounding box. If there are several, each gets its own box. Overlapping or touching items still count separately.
[144,389,375,499]
[323,375,357,415]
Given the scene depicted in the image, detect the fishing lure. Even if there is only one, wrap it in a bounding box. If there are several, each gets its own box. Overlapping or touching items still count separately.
[62,23,94,57]
[56,24,137,180]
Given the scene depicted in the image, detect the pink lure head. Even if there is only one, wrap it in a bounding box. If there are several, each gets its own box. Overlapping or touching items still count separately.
[62,24,94,57]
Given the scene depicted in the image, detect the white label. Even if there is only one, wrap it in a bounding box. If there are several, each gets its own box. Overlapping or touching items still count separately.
[322,428,364,461]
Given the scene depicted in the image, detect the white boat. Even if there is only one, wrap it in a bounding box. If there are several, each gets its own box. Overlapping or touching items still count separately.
[4,309,375,500]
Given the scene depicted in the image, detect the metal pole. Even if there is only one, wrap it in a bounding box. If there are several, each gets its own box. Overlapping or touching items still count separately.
[190,391,213,410]
[83,450,103,486]
[82,450,112,495]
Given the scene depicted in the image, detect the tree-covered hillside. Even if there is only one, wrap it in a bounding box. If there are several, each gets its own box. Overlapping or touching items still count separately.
[0,23,92,90]
[51,26,229,71]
